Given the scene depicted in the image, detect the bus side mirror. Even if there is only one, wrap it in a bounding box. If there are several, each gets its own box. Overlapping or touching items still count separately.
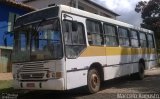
[72,21,78,31]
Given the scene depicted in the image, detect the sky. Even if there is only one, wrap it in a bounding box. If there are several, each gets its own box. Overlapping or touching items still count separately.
[91,0,150,26]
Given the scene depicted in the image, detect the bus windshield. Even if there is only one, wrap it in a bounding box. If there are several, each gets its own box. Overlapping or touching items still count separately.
[12,19,63,62]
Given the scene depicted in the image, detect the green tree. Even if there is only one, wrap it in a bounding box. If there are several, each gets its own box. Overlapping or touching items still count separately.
[135,0,160,48]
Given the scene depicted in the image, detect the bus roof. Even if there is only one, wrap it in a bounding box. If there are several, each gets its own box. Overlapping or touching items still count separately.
[59,5,153,34]
[17,5,153,34]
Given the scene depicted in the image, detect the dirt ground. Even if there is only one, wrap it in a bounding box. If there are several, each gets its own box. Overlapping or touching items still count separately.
[1,67,160,99]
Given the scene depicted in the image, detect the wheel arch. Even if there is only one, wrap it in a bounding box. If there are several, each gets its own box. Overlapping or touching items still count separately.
[88,62,104,82]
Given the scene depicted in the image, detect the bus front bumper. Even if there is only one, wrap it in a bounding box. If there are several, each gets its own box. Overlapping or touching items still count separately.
[13,78,65,90]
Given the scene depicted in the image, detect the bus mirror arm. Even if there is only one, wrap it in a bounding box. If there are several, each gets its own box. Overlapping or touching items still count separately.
[63,14,78,31]
[63,14,73,20]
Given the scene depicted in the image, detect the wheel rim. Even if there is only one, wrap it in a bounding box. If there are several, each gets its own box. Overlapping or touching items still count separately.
[90,73,100,89]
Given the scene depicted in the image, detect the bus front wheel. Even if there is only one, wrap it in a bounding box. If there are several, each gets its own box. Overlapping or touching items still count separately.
[87,68,101,93]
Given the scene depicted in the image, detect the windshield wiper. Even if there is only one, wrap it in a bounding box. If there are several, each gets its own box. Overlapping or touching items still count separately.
[32,19,46,37]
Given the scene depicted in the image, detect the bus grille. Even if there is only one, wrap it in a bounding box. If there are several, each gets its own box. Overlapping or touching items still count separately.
[18,61,49,80]
[21,73,44,79]
[19,61,48,72]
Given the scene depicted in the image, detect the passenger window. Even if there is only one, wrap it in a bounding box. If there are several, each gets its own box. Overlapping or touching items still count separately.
[118,27,130,46]
[86,20,103,46]
[139,32,147,48]
[147,34,155,48]
[130,30,139,47]
[63,20,86,58]
[104,24,118,46]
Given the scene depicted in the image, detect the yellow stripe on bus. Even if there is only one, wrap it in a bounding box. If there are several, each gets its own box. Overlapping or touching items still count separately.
[80,46,156,57]
[81,46,106,56]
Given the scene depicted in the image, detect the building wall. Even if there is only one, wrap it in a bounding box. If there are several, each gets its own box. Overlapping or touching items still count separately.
[0,3,30,73]
[0,49,12,73]
[79,0,116,19]
[0,4,28,47]
[20,0,117,19]
[23,0,71,9]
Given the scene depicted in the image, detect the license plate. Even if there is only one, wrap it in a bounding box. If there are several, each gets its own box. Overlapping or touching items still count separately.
[26,83,35,87]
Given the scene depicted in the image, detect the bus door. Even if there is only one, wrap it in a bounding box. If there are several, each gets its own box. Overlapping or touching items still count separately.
[62,13,87,89]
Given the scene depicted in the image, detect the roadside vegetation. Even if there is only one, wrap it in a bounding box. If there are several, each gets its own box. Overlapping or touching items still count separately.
[0,80,14,93]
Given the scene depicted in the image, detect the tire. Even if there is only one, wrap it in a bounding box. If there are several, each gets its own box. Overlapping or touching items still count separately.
[87,69,101,93]
[135,62,145,80]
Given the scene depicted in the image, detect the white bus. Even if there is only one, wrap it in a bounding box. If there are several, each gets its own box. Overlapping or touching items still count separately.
[12,5,157,93]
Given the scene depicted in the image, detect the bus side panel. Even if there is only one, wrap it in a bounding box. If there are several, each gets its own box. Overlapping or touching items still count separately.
[146,48,157,69]
[104,55,133,80]
[104,47,132,80]
[145,56,157,69]
[66,56,106,89]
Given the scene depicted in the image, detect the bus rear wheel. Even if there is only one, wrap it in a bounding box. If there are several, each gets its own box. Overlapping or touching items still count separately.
[87,69,100,93]
[134,62,145,80]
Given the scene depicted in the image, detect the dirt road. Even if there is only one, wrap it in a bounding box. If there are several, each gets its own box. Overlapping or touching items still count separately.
[2,67,160,99]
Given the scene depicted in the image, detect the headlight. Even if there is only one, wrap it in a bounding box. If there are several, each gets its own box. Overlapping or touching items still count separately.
[46,71,62,79]
[46,71,52,78]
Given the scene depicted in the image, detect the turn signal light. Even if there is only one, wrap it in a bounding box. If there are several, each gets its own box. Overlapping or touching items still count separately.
[46,71,62,79]
[55,72,62,79]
